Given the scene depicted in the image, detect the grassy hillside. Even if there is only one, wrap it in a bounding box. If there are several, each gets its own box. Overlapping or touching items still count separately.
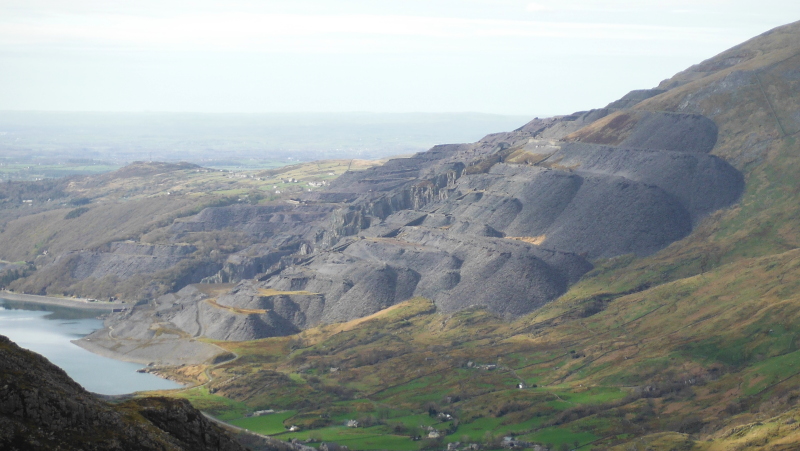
[137,21,800,450]
[154,244,800,450]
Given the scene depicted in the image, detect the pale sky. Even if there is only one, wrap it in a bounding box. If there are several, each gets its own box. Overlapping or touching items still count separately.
[0,1,797,115]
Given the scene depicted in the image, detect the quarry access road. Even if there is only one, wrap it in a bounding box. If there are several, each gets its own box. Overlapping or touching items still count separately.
[1,290,120,310]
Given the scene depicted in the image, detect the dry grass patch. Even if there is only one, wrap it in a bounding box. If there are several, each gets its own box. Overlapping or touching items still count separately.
[194,283,236,297]
[506,235,546,246]
[205,298,268,315]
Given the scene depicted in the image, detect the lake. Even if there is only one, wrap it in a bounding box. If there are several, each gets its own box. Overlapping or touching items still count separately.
[0,298,182,395]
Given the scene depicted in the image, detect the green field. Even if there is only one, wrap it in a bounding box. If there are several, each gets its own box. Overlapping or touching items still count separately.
[228,410,299,435]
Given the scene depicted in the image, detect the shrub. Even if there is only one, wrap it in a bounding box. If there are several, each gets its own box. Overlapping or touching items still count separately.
[391,422,410,434]
[494,401,531,417]
[70,197,91,206]
[64,207,90,219]
[420,437,443,450]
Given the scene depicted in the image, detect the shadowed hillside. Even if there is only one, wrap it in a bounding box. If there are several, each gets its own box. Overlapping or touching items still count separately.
[0,334,250,451]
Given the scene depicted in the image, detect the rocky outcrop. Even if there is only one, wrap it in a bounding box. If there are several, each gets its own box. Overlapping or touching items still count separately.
[0,334,248,451]
[202,243,302,284]
[132,397,247,451]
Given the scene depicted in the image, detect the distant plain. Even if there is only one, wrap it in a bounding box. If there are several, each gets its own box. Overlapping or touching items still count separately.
[0,112,531,180]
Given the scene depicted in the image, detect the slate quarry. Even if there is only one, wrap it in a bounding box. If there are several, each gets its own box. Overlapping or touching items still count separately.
[87,92,745,349]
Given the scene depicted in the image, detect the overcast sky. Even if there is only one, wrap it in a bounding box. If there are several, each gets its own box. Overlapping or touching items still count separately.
[0,1,797,115]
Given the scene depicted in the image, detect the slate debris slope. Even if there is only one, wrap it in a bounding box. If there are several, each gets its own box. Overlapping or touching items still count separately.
[85,30,756,344]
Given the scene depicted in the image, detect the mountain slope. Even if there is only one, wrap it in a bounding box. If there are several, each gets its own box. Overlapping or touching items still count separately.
[80,61,750,348]
[3,41,756,334]
[0,159,380,300]
[6,19,800,451]
[130,20,800,451]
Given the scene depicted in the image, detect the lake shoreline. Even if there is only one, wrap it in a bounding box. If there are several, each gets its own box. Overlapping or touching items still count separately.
[1,290,220,383]
[0,291,122,310]
[0,300,183,394]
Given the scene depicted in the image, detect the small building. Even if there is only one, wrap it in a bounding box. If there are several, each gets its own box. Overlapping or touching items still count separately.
[501,437,531,449]
[288,425,300,432]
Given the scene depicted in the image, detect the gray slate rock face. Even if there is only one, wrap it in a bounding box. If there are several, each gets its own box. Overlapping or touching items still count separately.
[172,204,332,238]
[69,243,198,280]
[96,95,745,343]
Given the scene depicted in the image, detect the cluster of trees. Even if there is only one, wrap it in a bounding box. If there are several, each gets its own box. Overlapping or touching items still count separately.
[0,179,69,204]
[0,262,34,289]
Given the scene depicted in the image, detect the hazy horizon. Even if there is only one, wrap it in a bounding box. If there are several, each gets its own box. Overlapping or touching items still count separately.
[1,1,798,116]
[0,111,534,179]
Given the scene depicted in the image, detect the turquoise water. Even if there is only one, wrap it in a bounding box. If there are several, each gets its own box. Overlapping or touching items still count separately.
[0,298,182,395]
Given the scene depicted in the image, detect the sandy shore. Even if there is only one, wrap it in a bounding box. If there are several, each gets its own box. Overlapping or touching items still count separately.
[0,291,122,310]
